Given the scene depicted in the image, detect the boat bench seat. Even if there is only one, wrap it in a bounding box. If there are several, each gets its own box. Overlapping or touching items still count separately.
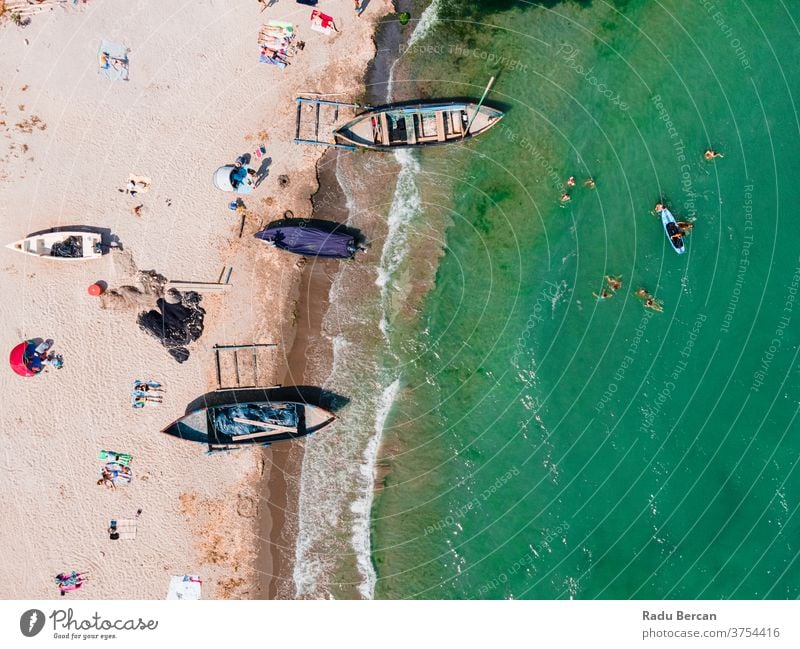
[436,111,447,142]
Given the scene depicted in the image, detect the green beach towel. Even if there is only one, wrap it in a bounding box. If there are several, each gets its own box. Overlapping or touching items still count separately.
[99,450,132,467]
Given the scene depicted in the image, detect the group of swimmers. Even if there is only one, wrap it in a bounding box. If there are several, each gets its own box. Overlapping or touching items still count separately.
[560,175,594,204]
[593,277,663,312]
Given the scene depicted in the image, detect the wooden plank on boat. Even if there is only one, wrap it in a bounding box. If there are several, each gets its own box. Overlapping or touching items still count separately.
[449,112,463,135]
[166,281,230,292]
[228,428,297,441]
[436,111,447,142]
[407,113,417,145]
[232,417,297,434]
[379,112,390,145]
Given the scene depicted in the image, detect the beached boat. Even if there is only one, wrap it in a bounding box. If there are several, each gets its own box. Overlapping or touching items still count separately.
[333,101,505,150]
[161,400,336,452]
[254,222,360,259]
[659,208,685,254]
[5,231,102,260]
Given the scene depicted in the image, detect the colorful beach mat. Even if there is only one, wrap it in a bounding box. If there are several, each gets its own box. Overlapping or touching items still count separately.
[98,40,129,81]
[166,575,202,600]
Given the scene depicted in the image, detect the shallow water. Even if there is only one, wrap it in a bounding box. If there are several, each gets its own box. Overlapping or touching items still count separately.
[368,0,800,599]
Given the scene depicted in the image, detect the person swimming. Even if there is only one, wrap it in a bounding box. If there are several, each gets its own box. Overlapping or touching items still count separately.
[636,289,663,311]
[704,148,723,160]
[606,275,622,291]
[677,220,693,234]
[644,296,664,312]
[584,178,595,188]
[593,289,613,300]
[560,193,571,203]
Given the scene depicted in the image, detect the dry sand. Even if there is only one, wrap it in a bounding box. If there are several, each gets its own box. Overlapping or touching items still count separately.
[0,0,388,599]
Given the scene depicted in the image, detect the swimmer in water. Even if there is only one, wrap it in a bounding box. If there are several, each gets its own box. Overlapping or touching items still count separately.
[704,148,723,160]
[593,289,613,300]
[606,275,622,291]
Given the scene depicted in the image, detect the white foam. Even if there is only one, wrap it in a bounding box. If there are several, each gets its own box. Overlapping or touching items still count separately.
[375,149,423,340]
[388,0,441,101]
[351,377,401,599]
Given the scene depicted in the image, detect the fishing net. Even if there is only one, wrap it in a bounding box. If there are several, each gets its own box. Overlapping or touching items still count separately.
[50,236,83,258]
[137,291,205,363]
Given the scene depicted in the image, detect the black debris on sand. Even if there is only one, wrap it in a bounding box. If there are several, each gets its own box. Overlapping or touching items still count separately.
[137,291,205,363]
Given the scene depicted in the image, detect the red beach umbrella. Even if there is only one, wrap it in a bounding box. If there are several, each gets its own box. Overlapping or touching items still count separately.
[9,340,40,377]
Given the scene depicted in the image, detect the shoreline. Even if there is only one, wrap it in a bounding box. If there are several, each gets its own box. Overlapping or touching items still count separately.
[252,11,395,597]
[260,4,422,598]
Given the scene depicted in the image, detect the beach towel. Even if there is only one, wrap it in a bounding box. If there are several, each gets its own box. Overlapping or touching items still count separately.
[98,40,129,81]
[268,20,294,33]
[99,450,132,467]
[114,518,138,540]
[102,462,132,485]
[131,379,164,407]
[310,10,336,35]
[260,49,289,68]
[166,575,202,600]
[55,571,87,595]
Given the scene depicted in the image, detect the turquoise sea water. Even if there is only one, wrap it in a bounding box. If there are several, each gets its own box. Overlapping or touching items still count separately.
[371,0,800,598]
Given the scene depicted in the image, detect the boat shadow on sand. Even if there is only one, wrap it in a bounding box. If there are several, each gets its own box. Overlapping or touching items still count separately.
[184,385,350,417]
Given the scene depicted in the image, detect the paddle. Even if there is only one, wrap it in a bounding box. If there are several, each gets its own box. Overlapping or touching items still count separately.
[462,76,496,140]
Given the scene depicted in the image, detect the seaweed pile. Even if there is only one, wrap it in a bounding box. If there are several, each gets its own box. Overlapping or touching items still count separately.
[137,291,205,363]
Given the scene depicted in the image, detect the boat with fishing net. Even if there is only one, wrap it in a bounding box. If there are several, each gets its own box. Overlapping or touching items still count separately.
[161,399,336,452]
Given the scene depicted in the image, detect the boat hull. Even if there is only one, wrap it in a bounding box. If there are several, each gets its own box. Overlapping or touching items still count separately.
[161,399,336,452]
[6,231,102,260]
[660,208,685,254]
[334,100,504,150]
[254,223,356,259]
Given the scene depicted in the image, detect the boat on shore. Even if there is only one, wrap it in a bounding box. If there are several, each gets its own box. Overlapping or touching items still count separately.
[161,399,336,452]
[5,230,102,260]
[333,100,504,150]
[254,221,361,259]
[660,207,685,254]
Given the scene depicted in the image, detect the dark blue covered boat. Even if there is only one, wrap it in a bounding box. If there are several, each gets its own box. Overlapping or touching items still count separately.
[254,222,360,259]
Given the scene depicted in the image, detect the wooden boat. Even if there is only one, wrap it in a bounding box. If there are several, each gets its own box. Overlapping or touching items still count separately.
[333,101,505,150]
[659,208,685,255]
[161,400,336,452]
[5,231,102,260]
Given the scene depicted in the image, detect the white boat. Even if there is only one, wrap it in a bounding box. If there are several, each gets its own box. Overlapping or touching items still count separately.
[5,231,102,260]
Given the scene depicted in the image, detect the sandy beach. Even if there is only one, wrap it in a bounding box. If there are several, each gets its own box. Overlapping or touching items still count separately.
[0,0,388,599]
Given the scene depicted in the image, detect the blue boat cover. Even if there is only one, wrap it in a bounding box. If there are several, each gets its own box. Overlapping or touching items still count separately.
[255,224,356,259]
